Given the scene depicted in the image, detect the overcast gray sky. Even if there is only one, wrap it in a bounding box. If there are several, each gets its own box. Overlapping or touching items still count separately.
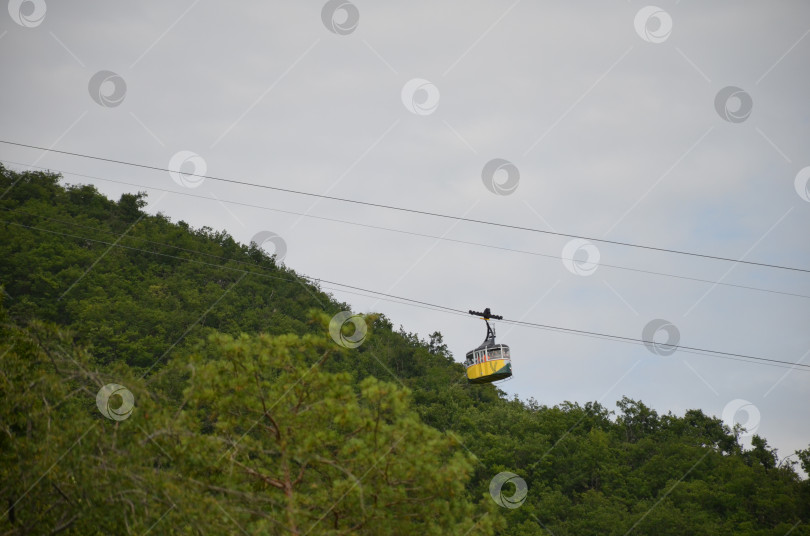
[2,1,809,462]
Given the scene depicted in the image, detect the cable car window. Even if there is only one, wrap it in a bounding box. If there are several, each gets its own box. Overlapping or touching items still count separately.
[489,348,502,359]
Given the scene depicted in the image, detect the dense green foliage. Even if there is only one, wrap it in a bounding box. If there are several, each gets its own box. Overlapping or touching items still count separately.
[1,165,809,535]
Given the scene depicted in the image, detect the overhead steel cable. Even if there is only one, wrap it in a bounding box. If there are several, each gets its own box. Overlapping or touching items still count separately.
[495,317,810,371]
[325,283,805,371]
[2,140,808,274]
[2,217,808,372]
[4,190,806,302]
[2,210,802,370]
[315,279,810,371]
[2,159,809,301]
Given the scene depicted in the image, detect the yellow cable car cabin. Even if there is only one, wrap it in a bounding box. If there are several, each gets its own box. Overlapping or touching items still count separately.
[465,308,513,384]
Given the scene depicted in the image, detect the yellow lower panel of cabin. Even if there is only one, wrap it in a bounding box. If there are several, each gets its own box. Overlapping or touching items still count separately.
[466,358,512,384]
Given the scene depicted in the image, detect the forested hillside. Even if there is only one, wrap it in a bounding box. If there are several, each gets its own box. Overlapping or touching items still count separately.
[2,164,809,535]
